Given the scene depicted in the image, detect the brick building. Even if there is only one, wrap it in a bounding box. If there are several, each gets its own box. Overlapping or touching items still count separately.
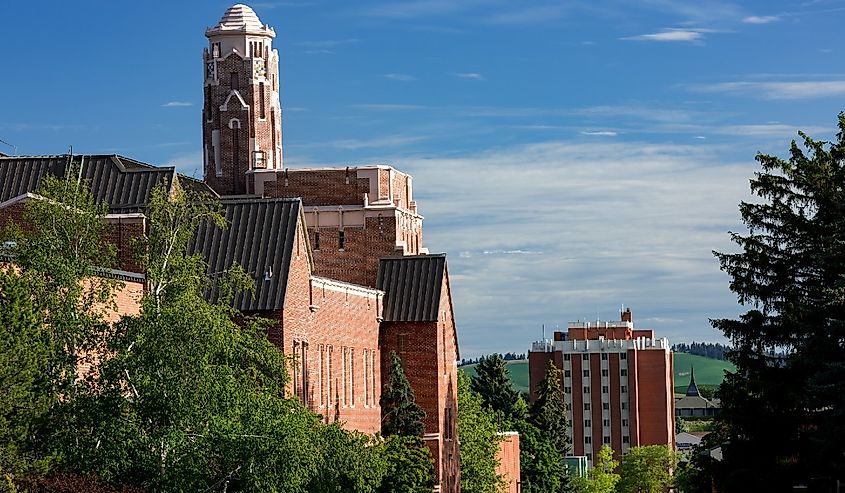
[0,4,462,491]
[528,309,675,464]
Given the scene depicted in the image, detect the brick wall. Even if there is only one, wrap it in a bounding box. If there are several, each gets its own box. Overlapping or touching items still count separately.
[379,271,461,492]
[103,216,145,272]
[265,169,370,206]
[275,221,383,434]
[496,433,521,493]
[0,200,27,235]
[633,349,674,449]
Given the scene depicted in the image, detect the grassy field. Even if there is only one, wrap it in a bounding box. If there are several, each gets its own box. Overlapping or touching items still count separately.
[458,352,735,396]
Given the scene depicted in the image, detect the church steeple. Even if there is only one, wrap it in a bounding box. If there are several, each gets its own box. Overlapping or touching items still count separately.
[685,366,700,397]
[202,4,283,195]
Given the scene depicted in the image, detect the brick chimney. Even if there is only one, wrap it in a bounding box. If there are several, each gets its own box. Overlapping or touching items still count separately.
[621,308,633,323]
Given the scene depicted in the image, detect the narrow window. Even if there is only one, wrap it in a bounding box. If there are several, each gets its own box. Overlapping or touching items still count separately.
[363,349,369,407]
[621,402,627,410]
[603,402,610,410]
[259,82,266,119]
[564,370,571,377]
[602,385,609,394]
[602,369,609,377]
[621,385,628,393]
[622,419,629,427]
[583,369,590,377]
[623,436,630,444]
[603,436,611,444]
[585,419,592,427]
[342,348,347,407]
[564,354,570,361]
[564,386,571,394]
[318,344,325,407]
[582,354,589,361]
[314,230,320,250]
[230,71,239,90]
[338,230,345,250]
[350,349,355,406]
[603,419,610,427]
[212,42,220,57]
[583,386,590,394]
[601,353,608,361]
[370,351,376,406]
[585,436,592,444]
[620,353,627,360]
[584,403,590,411]
[621,369,628,376]
[327,346,333,410]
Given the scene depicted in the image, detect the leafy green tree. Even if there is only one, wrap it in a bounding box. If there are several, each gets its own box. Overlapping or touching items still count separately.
[470,354,525,422]
[712,113,845,488]
[380,351,426,437]
[5,164,118,404]
[0,271,50,478]
[456,370,504,493]
[573,445,619,493]
[531,361,571,457]
[675,416,688,435]
[616,445,677,493]
[378,435,435,493]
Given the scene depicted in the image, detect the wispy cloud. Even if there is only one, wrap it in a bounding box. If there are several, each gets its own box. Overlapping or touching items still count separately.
[581,130,619,136]
[621,29,707,42]
[742,15,779,24]
[482,5,568,25]
[297,38,359,54]
[329,135,428,149]
[689,80,845,99]
[162,101,193,107]
[391,140,749,354]
[350,103,426,111]
[384,73,417,82]
[164,150,203,176]
[453,72,485,80]
[361,0,473,19]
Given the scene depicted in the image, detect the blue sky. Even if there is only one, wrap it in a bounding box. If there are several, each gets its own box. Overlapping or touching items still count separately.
[3,1,845,357]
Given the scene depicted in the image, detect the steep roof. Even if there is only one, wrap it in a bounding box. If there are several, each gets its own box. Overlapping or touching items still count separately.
[377,254,446,322]
[188,197,302,312]
[0,155,175,212]
[686,366,701,397]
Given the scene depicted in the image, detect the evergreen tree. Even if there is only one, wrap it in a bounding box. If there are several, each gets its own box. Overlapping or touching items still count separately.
[0,271,50,477]
[531,361,571,457]
[470,353,525,422]
[712,113,845,488]
[380,351,426,437]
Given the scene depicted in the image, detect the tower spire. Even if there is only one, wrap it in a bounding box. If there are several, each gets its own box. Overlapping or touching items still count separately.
[686,365,700,397]
[203,4,283,195]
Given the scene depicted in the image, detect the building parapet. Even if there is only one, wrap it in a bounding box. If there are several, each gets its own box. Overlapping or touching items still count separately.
[531,336,671,353]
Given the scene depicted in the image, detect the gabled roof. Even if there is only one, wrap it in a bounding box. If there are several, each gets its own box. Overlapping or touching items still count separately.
[188,197,302,312]
[377,254,446,322]
[686,366,700,397]
[0,154,175,212]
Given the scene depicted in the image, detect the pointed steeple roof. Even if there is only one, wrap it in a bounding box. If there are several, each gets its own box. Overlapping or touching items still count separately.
[686,366,700,397]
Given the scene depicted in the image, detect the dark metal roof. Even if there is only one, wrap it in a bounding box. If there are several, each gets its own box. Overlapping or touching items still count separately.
[0,155,175,211]
[188,198,302,312]
[377,254,447,322]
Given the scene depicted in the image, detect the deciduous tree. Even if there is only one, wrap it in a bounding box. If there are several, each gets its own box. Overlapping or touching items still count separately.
[616,445,677,493]
[457,370,503,493]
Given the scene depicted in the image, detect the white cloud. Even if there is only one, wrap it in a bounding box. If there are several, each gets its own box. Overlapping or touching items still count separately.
[350,103,426,111]
[621,29,705,42]
[454,72,485,80]
[391,140,750,355]
[580,130,619,136]
[742,15,779,24]
[689,80,845,99]
[162,101,193,107]
[384,73,416,81]
[482,5,568,25]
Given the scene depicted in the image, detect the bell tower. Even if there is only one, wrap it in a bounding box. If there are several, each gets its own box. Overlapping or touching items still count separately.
[203,4,283,195]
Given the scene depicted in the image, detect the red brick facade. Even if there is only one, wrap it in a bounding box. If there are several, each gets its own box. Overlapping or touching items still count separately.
[528,310,674,463]
[496,433,521,493]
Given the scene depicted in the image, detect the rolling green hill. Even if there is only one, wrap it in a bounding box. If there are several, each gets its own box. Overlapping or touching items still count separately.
[458,353,735,396]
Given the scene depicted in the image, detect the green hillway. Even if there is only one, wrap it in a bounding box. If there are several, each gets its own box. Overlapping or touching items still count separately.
[459,353,736,396]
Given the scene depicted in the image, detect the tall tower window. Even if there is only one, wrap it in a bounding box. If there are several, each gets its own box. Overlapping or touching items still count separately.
[338,230,345,250]
[212,42,221,58]
[259,82,266,119]
[253,151,265,169]
[230,72,239,90]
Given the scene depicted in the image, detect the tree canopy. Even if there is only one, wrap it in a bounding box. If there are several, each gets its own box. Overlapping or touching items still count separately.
[712,112,845,489]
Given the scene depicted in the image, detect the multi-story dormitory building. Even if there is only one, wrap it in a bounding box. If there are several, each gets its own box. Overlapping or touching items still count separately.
[528,309,675,465]
[0,4,460,491]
